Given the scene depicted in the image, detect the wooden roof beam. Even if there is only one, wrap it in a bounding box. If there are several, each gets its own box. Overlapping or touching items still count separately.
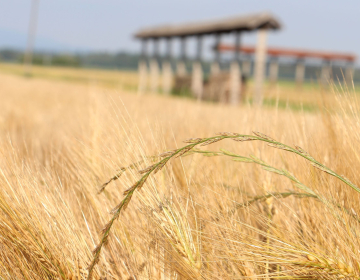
[134,12,281,39]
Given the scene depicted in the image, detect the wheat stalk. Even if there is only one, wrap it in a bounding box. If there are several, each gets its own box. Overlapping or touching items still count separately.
[194,148,360,225]
[88,131,359,278]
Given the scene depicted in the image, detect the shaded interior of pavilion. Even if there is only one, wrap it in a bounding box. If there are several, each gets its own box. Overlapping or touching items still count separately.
[216,44,356,87]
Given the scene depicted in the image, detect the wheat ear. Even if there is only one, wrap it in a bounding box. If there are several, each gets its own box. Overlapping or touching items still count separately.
[88,131,359,278]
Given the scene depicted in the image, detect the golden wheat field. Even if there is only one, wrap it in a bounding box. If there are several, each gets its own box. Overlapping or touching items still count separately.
[1,63,360,280]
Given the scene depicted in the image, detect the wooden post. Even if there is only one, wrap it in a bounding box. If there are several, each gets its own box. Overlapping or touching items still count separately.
[295,58,305,88]
[162,37,173,94]
[269,57,279,85]
[150,39,159,93]
[211,33,221,75]
[24,0,40,76]
[137,38,148,94]
[230,30,241,105]
[177,37,187,76]
[254,29,268,105]
[192,35,203,101]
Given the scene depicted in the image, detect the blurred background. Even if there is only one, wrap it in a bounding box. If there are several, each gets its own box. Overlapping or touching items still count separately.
[1,0,360,112]
[1,0,360,83]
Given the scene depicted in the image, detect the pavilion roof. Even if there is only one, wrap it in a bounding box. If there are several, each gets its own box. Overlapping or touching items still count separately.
[134,12,281,39]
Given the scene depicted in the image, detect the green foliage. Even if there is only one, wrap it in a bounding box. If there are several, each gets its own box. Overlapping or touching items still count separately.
[0,49,22,62]
[50,55,81,67]
[81,51,139,69]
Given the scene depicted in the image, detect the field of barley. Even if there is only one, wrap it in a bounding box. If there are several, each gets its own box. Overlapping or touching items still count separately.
[1,63,360,280]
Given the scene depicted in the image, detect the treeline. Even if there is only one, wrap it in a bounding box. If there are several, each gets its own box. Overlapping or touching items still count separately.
[0,49,140,70]
[1,48,359,83]
[0,48,213,72]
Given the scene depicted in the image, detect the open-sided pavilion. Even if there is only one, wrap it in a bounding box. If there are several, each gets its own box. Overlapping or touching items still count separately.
[216,44,356,86]
[134,12,281,105]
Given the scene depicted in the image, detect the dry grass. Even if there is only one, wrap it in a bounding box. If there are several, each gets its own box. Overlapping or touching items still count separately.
[0,64,360,279]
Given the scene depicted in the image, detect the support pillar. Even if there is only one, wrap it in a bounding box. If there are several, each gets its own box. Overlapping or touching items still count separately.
[211,33,221,75]
[162,38,173,94]
[177,37,187,76]
[137,39,148,94]
[192,35,203,101]
[295,58,305,88]
[254,29,268,106]
[150,39,159,93]
[269,57,279,85]
[230,30,241,105]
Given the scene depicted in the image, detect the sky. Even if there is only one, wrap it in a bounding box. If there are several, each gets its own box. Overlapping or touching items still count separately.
[0,0,359,60]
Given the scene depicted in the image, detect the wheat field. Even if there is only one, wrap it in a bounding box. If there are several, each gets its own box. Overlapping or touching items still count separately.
[0,64,360,279]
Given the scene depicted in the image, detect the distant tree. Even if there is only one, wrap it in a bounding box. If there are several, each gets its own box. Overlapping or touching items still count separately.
[0,49,23,62]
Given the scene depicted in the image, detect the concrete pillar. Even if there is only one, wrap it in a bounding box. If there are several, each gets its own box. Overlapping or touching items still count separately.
[230,30,241,105]
[321,60,331,85]
[162,38,173,94]
[211,33,221,75]
[254,29,268,105]
[269,57,279,84]
[138,60,148,94]
[192,62,203,100]
[192,35,203,101]
[138,39,148,94]
[162,61,172,94]
[345,61,354,85]
[177,37,187,76]
[150,39,160,93]
[295,58,305,88]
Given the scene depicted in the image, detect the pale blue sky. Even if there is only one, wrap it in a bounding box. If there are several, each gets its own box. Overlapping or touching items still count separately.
[0,0,359,59]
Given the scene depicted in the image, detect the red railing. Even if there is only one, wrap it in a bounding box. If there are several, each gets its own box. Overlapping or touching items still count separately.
[216,44,356,62]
